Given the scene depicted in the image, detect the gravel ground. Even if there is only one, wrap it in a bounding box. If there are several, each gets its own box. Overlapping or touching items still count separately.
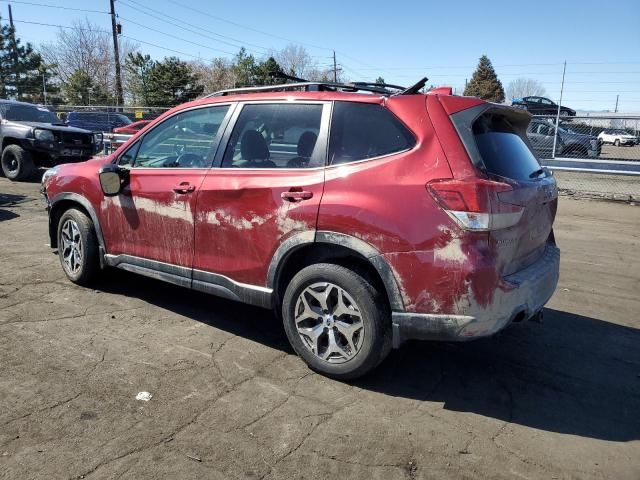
[553,171,640,202]
[1,178,639,480]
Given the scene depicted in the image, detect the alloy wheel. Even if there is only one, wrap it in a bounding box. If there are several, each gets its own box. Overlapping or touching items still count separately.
[60,219,83,275]
[294,282,365,364]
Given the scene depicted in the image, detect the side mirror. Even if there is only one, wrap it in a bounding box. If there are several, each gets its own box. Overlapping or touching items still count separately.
[99,164,128,196]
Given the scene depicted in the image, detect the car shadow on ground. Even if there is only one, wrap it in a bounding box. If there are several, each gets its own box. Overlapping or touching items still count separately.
[0,193,27,221]
[93,270,640,443]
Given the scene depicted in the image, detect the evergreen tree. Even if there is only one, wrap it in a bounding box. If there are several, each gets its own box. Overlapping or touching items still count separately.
[146,57,203,107]
[0,19,54,102]
[62,70,113,105]
[125,52,154,105]
[463,55,505,103]
[375,76,385,85]
[231,48,257,87]
[255,56,282,85]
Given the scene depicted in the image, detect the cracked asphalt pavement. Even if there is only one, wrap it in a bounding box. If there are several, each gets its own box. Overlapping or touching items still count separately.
[1,177,639,479]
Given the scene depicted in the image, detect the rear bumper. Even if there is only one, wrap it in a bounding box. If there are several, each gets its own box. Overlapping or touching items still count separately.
[391,245,560,347]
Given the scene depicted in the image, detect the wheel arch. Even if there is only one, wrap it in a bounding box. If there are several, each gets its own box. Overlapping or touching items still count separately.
[49,193,105,254]
[268,231,405,313]
[2,137,27,150]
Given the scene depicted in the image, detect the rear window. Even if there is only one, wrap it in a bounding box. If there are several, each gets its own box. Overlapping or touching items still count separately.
[329,102,415,165]
[473,114,542,181]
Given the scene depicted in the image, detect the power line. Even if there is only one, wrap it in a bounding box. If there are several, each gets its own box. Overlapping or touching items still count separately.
[117,16,236,56]
[0,0,109,14]
[119,0,270,54]
[11,19,208,60]
[164,0,332,53]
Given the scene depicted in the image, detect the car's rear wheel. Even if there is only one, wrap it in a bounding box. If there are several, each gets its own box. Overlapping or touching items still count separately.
[57,208,100,286]
[566,146,588,158]
[614,139,620,147]
[282,263,391,380]
[1,145,36,181]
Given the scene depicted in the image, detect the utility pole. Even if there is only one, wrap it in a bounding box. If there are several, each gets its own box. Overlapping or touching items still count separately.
[8,5,20,99]
[614,94,619,113]
[109,0,124,106]
[552,60,566,159]
[42,71,47,105]
[333,51,337,82]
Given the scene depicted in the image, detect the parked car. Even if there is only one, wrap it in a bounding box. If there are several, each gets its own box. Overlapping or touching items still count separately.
[42,81,560,379]
[0,100,102,181]
[527,119,600,158]
[597,128,637,147]
[512,96,576,116]
[67,111,132,133]
[113,120,151,135]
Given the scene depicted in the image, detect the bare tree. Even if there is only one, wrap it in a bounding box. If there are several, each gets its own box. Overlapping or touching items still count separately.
[41,18,137,104]
[273,44,313,78]
[190,58,237,94]
[506,78,546,101]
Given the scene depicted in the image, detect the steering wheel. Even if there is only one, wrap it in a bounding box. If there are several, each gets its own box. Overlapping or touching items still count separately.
[175,153,204,168]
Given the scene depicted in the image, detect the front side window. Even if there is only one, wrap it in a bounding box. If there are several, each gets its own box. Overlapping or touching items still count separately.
[541,98,554,105]
[328,102,415,165]
[222,103,324,169]
[129,105,230,168]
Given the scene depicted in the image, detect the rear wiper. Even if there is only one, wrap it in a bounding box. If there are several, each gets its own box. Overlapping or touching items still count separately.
[529,167,546,179]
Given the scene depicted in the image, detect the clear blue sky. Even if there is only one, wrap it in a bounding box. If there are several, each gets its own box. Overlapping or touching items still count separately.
[3,0,639,111]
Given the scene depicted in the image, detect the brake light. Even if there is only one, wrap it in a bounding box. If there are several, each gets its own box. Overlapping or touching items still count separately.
[428,178,524,231]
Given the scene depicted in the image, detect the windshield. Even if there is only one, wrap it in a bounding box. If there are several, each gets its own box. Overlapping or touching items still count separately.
[0,104,60,123]
[116,114,132,125]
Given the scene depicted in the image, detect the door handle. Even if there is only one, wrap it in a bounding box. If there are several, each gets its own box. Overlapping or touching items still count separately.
[281,189,313,202]
[172,183,196,194]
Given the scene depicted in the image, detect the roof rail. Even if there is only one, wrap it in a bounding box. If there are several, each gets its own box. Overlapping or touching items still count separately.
[206,80,410,98]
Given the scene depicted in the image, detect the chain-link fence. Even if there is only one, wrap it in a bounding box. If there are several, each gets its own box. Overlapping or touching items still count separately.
[526,114,640,202]
[49,105,170,124]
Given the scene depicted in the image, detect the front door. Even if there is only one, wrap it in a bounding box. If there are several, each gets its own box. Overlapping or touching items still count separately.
[193,102,330,288]
[99,104,233,269]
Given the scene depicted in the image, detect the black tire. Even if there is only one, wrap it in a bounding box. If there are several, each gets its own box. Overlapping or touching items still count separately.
[56,208,100,286]
[1,144,36,181]
[566,146,588,158]
[614,139,620,147]
[282,263,391,380]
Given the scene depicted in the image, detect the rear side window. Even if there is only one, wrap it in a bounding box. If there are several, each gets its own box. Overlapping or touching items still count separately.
[473,114,542,181]
[329,102,415,165]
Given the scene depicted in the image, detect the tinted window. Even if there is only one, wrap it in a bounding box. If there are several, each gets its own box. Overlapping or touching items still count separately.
[473,114,542,181]
[540,98,554,105]
[130,105,229,168]
[329,102,415,165]
[222,103,323,169]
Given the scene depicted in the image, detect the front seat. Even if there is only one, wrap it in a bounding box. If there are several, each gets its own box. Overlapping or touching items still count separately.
[287,131,318,168]
[240,130,276,168]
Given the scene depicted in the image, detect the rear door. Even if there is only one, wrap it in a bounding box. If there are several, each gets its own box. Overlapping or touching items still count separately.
[525,97,542,114]
[472,111,558,275]
[193,101,330,287]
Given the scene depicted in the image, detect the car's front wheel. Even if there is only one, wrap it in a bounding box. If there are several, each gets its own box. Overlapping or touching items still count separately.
[57,208,100,286]
[282,263,391,380]
[614,139,620,147]
[1,144,35,181]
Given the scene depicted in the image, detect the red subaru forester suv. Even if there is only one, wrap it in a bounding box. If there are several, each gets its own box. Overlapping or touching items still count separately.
[41,80,560,379]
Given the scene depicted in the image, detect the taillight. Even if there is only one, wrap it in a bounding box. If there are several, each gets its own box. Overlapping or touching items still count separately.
[428,178,524,231]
